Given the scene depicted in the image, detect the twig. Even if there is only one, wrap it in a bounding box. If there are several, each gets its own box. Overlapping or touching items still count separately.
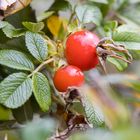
[28,58,54,77]
[49,124,89,140]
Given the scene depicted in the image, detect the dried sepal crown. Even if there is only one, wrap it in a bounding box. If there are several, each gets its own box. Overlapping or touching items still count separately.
[96,37,132,73]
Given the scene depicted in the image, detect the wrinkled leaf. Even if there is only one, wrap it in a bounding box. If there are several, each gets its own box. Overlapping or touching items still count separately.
[0,73,32,108]
[0,50,34,71]
[107,57,128,71]
[0,21,25,38]
[25,31,48,62]
[33,72,51,112]
[22,22,44,32]
[80,87,105,127]
[113,31,140,50]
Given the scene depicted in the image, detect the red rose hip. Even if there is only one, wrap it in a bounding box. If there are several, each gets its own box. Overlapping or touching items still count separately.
[65,30,100,71]
[53,65,84,92]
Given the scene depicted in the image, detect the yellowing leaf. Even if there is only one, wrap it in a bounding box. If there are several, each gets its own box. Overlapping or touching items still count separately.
[47,15,62,37]
[0,105,11,120]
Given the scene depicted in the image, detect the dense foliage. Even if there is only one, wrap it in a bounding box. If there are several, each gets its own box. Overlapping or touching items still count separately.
[0,0,140,140]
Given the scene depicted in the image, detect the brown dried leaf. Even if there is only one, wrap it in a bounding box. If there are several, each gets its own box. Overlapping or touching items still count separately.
[2,0,31,17]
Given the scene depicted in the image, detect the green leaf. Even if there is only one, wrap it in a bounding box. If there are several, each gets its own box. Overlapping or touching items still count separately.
[117,14,140,29]
[0,36,28,52]
[117,24,140,33]
[12,101,33,124]
[32,72,51,112]
[49,0,71,11]
[107,57,128,71]
[0,73,32,108]
[112,0,126,10]
[0,50,34,71]
[130,50,140,60]
[75,4,102,26]
[1,21,25,38]
[0,30,10,44]
[113,31,140,50]
[37,11,54,22]
[22,22,44,32]
[81,94,104,127]
[25,31,48,62]
[0,21,8,29]
[104,21,118,32]
[104,21,118,37]
[119,4,140,26]
[88,0,108,4]
[4,28,25,38]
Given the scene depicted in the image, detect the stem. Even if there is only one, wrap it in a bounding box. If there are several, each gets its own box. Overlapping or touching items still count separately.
[68,5,76,25]
[68,12,75,25]
[28,58,54,77]
[49,124,89,140]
